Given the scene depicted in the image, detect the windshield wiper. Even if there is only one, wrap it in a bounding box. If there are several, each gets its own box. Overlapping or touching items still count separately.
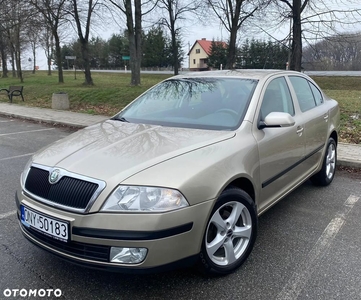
[112,117,129,123]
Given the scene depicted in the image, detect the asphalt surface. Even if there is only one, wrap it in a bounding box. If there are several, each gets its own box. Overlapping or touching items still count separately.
[1,115,361,300]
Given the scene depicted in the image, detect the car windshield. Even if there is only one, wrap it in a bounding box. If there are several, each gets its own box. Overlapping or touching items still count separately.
[114,77,258,130]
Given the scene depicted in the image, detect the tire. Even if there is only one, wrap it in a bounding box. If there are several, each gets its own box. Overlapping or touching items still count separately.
[311,137,337,186]
[198,188,257,276]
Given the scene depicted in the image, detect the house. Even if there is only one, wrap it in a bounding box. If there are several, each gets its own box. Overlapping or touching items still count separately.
[188,38,227,71]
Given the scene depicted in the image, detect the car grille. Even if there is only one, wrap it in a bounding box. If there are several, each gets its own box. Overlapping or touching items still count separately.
[25,167,99,210]
[22,225,110,262]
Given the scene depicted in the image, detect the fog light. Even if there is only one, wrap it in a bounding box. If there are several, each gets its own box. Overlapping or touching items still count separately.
[110,247,147,264]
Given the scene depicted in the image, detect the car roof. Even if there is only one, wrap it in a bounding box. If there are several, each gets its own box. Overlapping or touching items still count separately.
[174,69,304,80]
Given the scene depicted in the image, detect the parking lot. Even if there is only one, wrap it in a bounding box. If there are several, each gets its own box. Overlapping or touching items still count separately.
[1,115,360,300]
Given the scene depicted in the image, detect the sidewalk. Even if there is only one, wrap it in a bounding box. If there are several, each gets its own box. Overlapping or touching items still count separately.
[0,102,360,168]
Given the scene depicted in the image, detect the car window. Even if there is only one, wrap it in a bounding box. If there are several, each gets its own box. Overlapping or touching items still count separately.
[260,77,294,120]
[289,76,317,112]
[309,82,323,105]
[116,78,258,130]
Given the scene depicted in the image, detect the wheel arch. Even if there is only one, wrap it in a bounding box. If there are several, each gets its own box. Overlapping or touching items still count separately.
[330,130,338,145]
[225,177,256,204]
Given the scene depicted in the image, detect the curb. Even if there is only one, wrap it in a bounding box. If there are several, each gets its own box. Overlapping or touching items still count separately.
[0,111,87,129]
[337,159,361,169]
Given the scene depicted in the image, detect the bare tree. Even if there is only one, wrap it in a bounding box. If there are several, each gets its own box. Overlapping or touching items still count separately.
[206,0,265,69]
[30,0,68,83]
[70,0,100,85]
[39,24,54,76]
[157,0,201,75]
[272,0,361,71]
[25,17,44,74]
[7,0,34,82]
[0,0,9,77]
[303,32,361,71]
[108,0,158,86]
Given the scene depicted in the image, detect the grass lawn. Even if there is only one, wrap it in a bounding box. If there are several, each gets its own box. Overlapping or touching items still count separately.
[313,76,361,144]
[0,71,171,115]
[0,71,360,143]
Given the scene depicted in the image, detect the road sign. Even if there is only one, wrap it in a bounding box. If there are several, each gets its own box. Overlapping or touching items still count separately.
[65,56,76,59]
[122,56,130,60]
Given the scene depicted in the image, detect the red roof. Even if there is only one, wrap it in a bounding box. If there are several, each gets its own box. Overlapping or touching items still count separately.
[188,39,227,55]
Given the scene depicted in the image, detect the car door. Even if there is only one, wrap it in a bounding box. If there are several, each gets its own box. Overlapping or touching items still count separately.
[288,76,329,172]
[253,76,305,214]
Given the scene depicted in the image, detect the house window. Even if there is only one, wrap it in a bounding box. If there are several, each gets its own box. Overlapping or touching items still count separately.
[196,49,200,54]
[193,59,196,64]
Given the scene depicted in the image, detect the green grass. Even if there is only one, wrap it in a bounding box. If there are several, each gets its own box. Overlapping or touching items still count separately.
[312,76,361,144]
[0,71,171,115]
[1,72,360,143]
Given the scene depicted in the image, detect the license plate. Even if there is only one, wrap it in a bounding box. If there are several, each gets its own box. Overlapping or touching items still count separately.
[21,205,69,242]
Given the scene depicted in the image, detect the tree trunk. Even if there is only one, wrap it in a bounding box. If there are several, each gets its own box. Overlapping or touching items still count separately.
[0,48,8,78]
[53,32,64,83]
[168,2,178,75]
[32,45,36,74]
[125,0,141,86]
[227,28,237,69]
[134,0,142,85]
[15,49,23,83]
[171,31,179,75]
[81,40,93,85]
[14,27,23,83]
[10,51,16,77]
[291,0,302,72]
[226,3,241,70]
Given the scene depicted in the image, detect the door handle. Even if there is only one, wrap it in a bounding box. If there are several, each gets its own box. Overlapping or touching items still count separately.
[324,114,329,121]
[296,126,304,135]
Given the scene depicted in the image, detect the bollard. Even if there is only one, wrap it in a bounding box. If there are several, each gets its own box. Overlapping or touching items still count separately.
[52,92,69,110]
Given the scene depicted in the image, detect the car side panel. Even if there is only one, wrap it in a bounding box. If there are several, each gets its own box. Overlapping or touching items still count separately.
[253,119,306,214]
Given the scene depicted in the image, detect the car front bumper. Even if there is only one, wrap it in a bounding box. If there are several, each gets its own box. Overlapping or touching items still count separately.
[15,190,214,273]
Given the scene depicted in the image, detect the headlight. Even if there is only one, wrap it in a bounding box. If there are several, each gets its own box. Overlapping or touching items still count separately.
[20,157,33,188]
[101,186,189,212]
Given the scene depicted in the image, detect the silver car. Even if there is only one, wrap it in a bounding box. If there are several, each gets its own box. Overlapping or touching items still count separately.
[16,70,340,275]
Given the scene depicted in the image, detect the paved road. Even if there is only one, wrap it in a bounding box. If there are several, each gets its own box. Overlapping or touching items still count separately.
[1,116,360,299]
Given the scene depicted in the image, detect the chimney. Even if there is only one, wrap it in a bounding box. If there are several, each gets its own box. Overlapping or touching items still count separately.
[202,38,206,40]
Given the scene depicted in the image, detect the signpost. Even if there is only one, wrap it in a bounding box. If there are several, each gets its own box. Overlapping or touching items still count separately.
[65,56,77,79]
[122,56,130,72]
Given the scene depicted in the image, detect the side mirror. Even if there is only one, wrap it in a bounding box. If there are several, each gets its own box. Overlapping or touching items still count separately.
[259,112,295,129]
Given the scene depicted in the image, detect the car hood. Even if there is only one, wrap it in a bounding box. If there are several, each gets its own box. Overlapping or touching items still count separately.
[32,120,235,183]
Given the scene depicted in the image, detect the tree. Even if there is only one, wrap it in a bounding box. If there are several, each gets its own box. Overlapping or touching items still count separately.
[206,0,264,69]
[207,39,228,69]
[0,32,9,78]
[1,0,34,82]
[30,0,68,83]
[0,0,9,78]
[239,38,288,69]
[108,0,157,86]
[25,17,44,74]
[142,26,167,68]
[157,0,201,75]
[39,24,55,76]
[303,32,361,71]
[70,0,101,85]
[272,0,361,71]
[108,32,129,69]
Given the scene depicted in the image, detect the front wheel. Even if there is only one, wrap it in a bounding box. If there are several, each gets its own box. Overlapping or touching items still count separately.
[198,188,257,275]
[311,137,337,186]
